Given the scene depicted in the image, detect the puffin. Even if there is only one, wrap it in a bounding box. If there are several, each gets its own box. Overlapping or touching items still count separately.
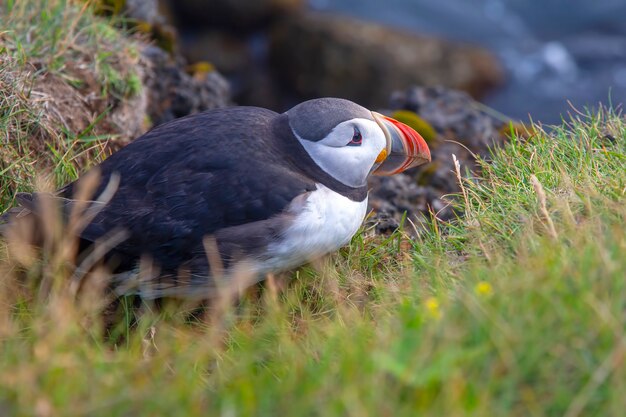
[2,98,430,298]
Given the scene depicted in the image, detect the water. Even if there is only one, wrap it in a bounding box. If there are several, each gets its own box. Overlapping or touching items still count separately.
[313,0,626,123]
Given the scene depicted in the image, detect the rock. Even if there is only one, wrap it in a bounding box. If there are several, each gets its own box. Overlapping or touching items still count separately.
[180,31,252,74]
[125,0,162,24]
[166,0,304,31]
[269,12,504,109]
[140,46,231,126]
[390,86,505,153]
[178,30,287,109]
[93,0,233,124]
[165,0,303,109]
[368,86,510,234]
[112,0,179,55]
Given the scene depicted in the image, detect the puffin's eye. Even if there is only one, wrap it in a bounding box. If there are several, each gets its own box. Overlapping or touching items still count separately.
[347,129,362,146]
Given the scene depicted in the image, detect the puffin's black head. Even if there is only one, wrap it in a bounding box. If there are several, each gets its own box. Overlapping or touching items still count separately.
[285,98,431,188]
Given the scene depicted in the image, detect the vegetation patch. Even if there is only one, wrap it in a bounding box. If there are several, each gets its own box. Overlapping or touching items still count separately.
[0,0,147,206]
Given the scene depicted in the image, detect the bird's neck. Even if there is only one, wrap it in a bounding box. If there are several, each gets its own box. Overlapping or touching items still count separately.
[272,115,368,202]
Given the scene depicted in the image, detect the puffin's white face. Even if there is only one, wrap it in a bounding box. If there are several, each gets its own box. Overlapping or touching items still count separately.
[295,118,387,188]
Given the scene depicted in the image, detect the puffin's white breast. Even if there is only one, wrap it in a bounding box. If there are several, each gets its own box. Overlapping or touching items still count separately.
[263,184,367,271]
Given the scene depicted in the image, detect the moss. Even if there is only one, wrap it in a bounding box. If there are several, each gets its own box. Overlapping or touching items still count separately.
[391,110,437,144]
[125,72,142,97]
[187,61,216,78]
[134,21,179,54]
[91,0,127,16]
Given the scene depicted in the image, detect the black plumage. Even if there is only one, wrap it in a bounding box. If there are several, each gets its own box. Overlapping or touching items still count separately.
[2,100,380,297]
[62,108,320,274]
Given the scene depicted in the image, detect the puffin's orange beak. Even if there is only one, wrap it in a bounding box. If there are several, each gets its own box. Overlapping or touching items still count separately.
[371,112,431,175]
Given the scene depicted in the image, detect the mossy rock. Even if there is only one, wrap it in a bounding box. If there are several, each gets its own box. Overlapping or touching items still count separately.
[90,0,178,54]
[91,0,127,15]
[415,161,439,185]
[391,110,437,144]
[186,61,216,78]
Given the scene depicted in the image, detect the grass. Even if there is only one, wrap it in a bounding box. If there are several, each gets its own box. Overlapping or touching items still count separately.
[1,2,626,415]
[0,106,624,416]
[1,0,141,99]
[0,0,145,209]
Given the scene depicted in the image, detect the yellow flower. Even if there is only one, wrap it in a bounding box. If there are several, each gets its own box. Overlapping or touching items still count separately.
[475,281,493,297]
[424,296,442,319]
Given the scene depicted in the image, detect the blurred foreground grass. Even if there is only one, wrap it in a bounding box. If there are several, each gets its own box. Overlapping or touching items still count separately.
[1,1,626,416]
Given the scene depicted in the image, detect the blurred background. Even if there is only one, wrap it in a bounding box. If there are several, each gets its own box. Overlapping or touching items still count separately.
[315,0,626,122]
[145,0,626,123]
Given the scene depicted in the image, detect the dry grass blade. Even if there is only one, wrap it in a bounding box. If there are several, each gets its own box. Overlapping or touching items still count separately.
[530,174,558,240]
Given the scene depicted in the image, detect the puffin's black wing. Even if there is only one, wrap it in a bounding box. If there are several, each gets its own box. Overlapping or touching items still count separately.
[60,107,315,271]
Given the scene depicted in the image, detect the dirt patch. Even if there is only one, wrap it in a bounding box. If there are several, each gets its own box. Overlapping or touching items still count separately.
[30,53,148,147]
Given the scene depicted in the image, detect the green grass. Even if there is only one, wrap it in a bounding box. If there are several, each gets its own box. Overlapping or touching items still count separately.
[1,0,141,99]
[0,109,624,416]
[0,0,143,209]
